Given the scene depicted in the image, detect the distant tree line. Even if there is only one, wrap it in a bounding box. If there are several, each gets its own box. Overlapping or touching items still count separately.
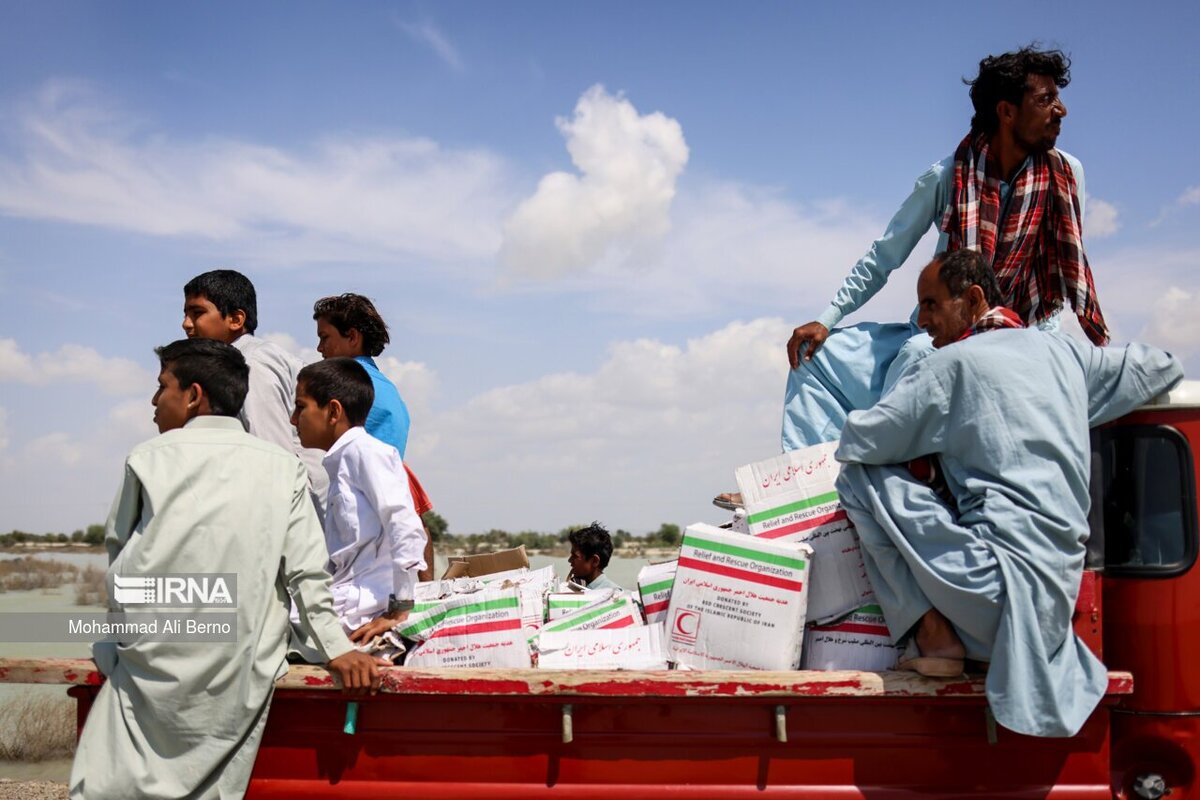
[420,512,682,553]
[1,524,106,548]
[3,516,684,554]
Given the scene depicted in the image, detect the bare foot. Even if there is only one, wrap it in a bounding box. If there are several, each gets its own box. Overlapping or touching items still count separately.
[713,492,743,510]
[914,608,966,660]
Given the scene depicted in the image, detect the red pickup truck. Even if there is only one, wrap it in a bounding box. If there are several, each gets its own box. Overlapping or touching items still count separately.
[1,391,1197,798]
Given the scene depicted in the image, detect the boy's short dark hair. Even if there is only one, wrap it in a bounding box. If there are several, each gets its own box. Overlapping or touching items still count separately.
[155,338,250,417]
[569,523,613,570]
[312,294,391,357]
[183,269,259,334]
[297,358,375,426]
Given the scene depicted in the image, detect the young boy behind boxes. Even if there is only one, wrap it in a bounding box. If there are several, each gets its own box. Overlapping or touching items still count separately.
[70,339,380,800]
[291,357,427,645]
[567,522,621,591]
[182,268,328,516]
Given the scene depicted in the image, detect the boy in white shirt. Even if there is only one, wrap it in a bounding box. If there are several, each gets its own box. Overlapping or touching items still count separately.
[291,357,427,643]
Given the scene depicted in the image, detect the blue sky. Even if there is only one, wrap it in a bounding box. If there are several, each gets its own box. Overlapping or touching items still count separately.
[1,1,1198,536]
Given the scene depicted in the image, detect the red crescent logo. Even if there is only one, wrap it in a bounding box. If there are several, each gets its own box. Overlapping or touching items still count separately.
[674,610,699,636]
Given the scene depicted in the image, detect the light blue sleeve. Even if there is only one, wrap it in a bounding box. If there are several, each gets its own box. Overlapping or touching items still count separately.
[835,360,950,465]
[1059,150,1085,225]
[817,158,951,330]
[1072,339,1184,426]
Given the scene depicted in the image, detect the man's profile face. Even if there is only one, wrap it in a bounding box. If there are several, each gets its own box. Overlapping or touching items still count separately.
[152,368,193,433]
[1012,73,1067,154]
[182,295,242,343]
[916,262,974,348]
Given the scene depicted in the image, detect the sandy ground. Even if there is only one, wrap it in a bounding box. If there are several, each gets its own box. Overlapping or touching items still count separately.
[0,758,70,799]
[0,779,68,800]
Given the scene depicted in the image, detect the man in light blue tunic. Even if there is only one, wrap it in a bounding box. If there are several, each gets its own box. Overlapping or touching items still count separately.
[776,45,1108,459]
[834,253,1181,737]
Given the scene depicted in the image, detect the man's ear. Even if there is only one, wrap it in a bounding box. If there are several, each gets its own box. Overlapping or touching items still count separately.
[227,309,247,334]
[966,284,989,313]
[347,328,362,351]
[996,99,1017,129]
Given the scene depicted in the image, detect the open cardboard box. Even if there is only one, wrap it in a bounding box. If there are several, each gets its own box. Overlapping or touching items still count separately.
[442,545,530,579]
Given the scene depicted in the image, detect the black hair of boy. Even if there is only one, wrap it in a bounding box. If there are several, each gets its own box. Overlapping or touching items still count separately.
[297,358,375,426]
[312,294,391,357]
[183,269,259,334]
[155,338,250,417]
[569,523,613,571]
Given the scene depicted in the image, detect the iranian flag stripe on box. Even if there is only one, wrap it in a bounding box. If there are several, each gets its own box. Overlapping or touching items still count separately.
[543,596,641,633]
[755,509,849,540]
[746,490,840,525]
[399,596,521,640]
[429,617,524,640]
[680,535,807,592]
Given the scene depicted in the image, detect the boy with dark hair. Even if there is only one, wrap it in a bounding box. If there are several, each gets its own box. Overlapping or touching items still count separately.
[183,269,328,516]
[312,293,435,581]
[291,358,427,645]
[71,339,380,800]
[312,293,411,456]
[567,522,620,591]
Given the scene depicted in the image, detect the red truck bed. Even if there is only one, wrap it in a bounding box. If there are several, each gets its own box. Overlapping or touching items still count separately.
[0,657,1133,799]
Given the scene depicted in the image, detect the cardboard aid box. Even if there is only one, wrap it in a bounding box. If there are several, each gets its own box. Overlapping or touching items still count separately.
[442,546,530,579]
[399,588,531,668]
[538,625,669,671]
[636,561,677,625]
[547,589,615,621]
[735,441,875,624]
[541,591,643,635]
[801,604,903,671]
[666,524,812,671]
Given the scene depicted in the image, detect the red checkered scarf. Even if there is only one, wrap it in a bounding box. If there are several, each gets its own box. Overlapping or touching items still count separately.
[940,133,1109,345]
[956,306,1025,342]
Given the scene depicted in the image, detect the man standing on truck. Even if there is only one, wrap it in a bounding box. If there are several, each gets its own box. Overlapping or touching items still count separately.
[833,251,1181,738]
[717,45,1107,510]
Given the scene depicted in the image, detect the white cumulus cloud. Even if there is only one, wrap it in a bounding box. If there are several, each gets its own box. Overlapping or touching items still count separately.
[419,317,791,533]
[0,338,153,395]
[1086,197,1119,238]
[1139,287,1200,359]
[500,85,689,279]
[0,81,512,266]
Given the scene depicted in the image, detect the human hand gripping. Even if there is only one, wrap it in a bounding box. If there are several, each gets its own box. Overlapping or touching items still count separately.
[787,321,830,369]
[327,650,388,696]
[348,610,410,645]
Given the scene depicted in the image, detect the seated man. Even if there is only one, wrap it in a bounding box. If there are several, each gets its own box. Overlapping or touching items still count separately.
[70,339,380,800]
[834,250,1182,738]
[567,523,620,591]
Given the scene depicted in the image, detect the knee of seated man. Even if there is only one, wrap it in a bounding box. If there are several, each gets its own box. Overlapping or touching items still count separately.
[834,463,868,506]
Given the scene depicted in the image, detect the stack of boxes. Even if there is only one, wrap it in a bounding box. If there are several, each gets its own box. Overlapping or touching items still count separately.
[386,441,902,671]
